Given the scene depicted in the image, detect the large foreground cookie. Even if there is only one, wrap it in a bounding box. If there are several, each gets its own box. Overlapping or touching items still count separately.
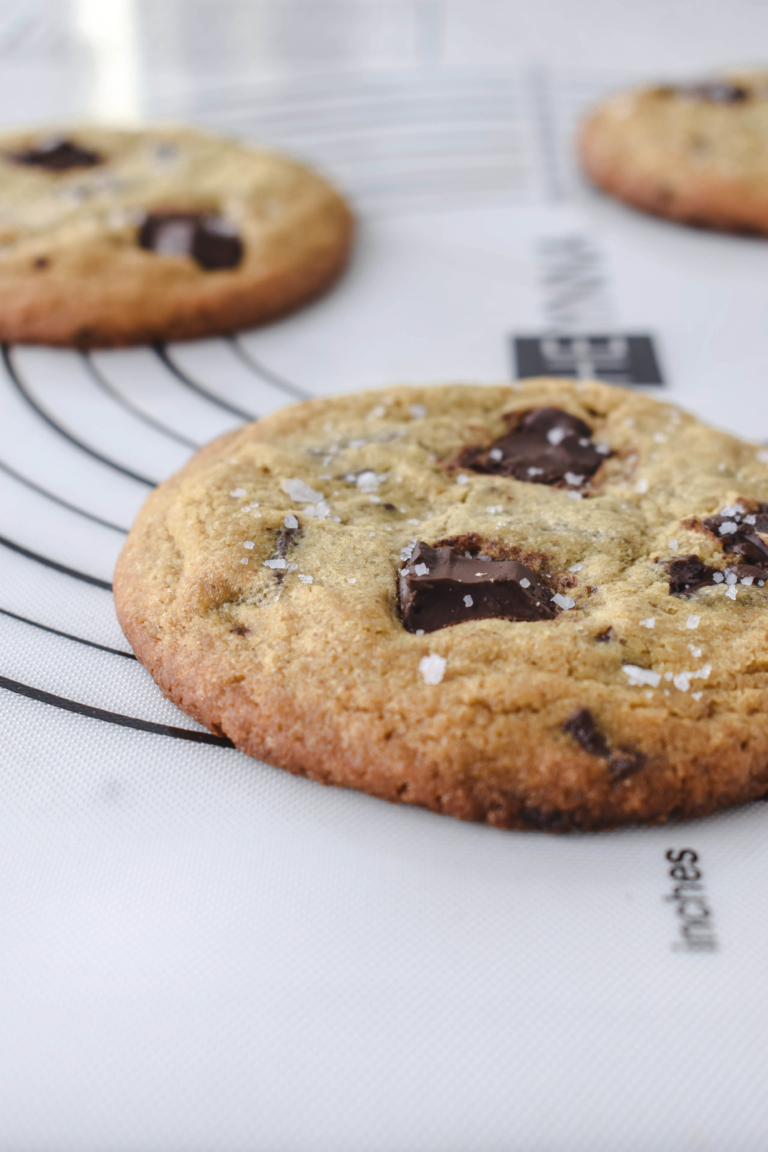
[0,126,352,346]
[115,379,768,831]
[580,72,768,234]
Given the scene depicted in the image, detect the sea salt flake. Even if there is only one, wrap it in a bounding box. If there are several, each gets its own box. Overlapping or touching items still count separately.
[299,574,313,584]
[284,514,299,529]
[691,692,703,701]
[564,472,584,486]
[669,538,679,550]
[414,563,430,576]
[665,672,674,681]
[410,404,427,420]
[348,578,356,584]
[673,672,693,691]
[463,594,473,607]
[635,477,649,494]
[726,584,738,599]
[456,474,469,485]
[520,578,531,589]
[568,563,583,573]
[230,487,245,498]
[400,540,417,562]
[719,521,738,535]
[528,466,544,476]
[622,664,661,688]
[725,571,738,585]
[489,447,504,461]
[547,427,567,446]
[721,504,744,517]
[567,490,583,500]
[240,558,248,565]
[699,664,712,679]
[688,644,702,658]
[419,653,446,685]
[283,477,323,503]
[486,505,503,514]
[243,540,255,550]
[263,558,288,570]
[303,501,331,519]
[712,572,724,583]
[356,470,386,494]
[415,629,424,636]
[552,593,575,610]
[745,514,757,525]
[640,617,655,628]
[741,575,755,585]
[596,442,610,455]
[686,614,700,629]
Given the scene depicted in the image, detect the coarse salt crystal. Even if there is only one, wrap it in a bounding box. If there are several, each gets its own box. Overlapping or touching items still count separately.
[726,584,738,599]
[520,578,531,589]
[721,504,744,517]
[415,629,424,636]
[712,572,724,583]
[463,594,473,607]
[568,563,583,573]
[284,514,299,529]
[725,571,738,585]
[567,491,583,500]
[688,644,702,658]
[552,593,575,610]
[691,692,703,701]
[283,477,323,503]
[669,538,678,550]
[414,563,429,576]
[673,672,692,691]
[410,404,427,420]
[745,514,757,525]
[456,474,469,485]
[348,578,356,584]
[243,540,255,549]
[564,472,584,486]
[686,614,700,629]
[596,442,610,455]
[263,558,287,569]
[419,653,446,685]
[622,664,661,688]
[303,500,331,519]
[741,575,754,585]
[635,477,649,494]
[299,574,313,584]
[547,427,567,446]
[719,521,738,535]
[230,487,245,498]
[640,617,655,628]
[486,505,503,514]
[489,447,504,461]
[240,558,248,565]
[528,466,544,476]
[400,540,417,561]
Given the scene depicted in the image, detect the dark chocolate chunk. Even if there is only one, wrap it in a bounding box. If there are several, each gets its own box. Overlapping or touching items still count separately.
[9,138,102,171]
[595,626,614,643]
[458,407,609,488]
[667,555,721,595]
[703,508,768,568]
[519,806,569,832]
[231,625,250,635]
[399,541,556,634]
[563,708,610,758]
[608,751,646,781]
[563,707,645,781]
[138,212,243,270]
[677,81,751,103]
[266,525,300,584]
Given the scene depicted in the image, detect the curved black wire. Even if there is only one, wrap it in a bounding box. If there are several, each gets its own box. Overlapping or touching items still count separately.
[154,343,256,421]
[0,457,129,534]
[2,345,157,488]
[0,534,113,591]
[228,335,310,400]
[0,673,234,747]
[0,606,135,658]
[82,352,202,450]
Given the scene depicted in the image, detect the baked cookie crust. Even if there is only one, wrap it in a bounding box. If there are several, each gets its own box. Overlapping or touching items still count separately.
[579,72,768,234]
[114,379,768,831]
[0,125,353,346]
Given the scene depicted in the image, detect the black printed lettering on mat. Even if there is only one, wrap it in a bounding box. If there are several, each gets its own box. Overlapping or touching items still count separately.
[512,334,664,386]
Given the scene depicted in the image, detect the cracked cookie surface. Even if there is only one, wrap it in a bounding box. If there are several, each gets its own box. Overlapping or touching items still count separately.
[0,125,352,346]
[115,378,768,830]
[579,71,768,234]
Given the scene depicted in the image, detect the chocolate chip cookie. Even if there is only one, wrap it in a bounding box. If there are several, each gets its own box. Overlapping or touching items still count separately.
[114,379,768,831]
[580,71,768,233]
[0,126,353,346]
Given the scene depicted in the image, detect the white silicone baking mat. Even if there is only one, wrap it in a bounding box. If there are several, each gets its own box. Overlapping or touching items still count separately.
[2,4,768,1149]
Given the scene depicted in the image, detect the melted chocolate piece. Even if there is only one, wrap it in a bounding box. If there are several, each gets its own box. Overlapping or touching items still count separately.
[667,555,721,595]
[399,542,556,633]
[458,407,608,487]
[563,707,646,781]
[138,212,243,270]
[677,81,751,103]
[9,138,102,170]
[519,806,568,832]
[703,507,768,567]
[563,708,610,758]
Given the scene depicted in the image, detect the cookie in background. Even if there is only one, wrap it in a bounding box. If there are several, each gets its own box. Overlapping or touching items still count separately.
[0,126,353,347]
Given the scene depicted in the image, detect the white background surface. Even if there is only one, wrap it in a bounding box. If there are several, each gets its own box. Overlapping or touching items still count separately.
[2,2,768,1149]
